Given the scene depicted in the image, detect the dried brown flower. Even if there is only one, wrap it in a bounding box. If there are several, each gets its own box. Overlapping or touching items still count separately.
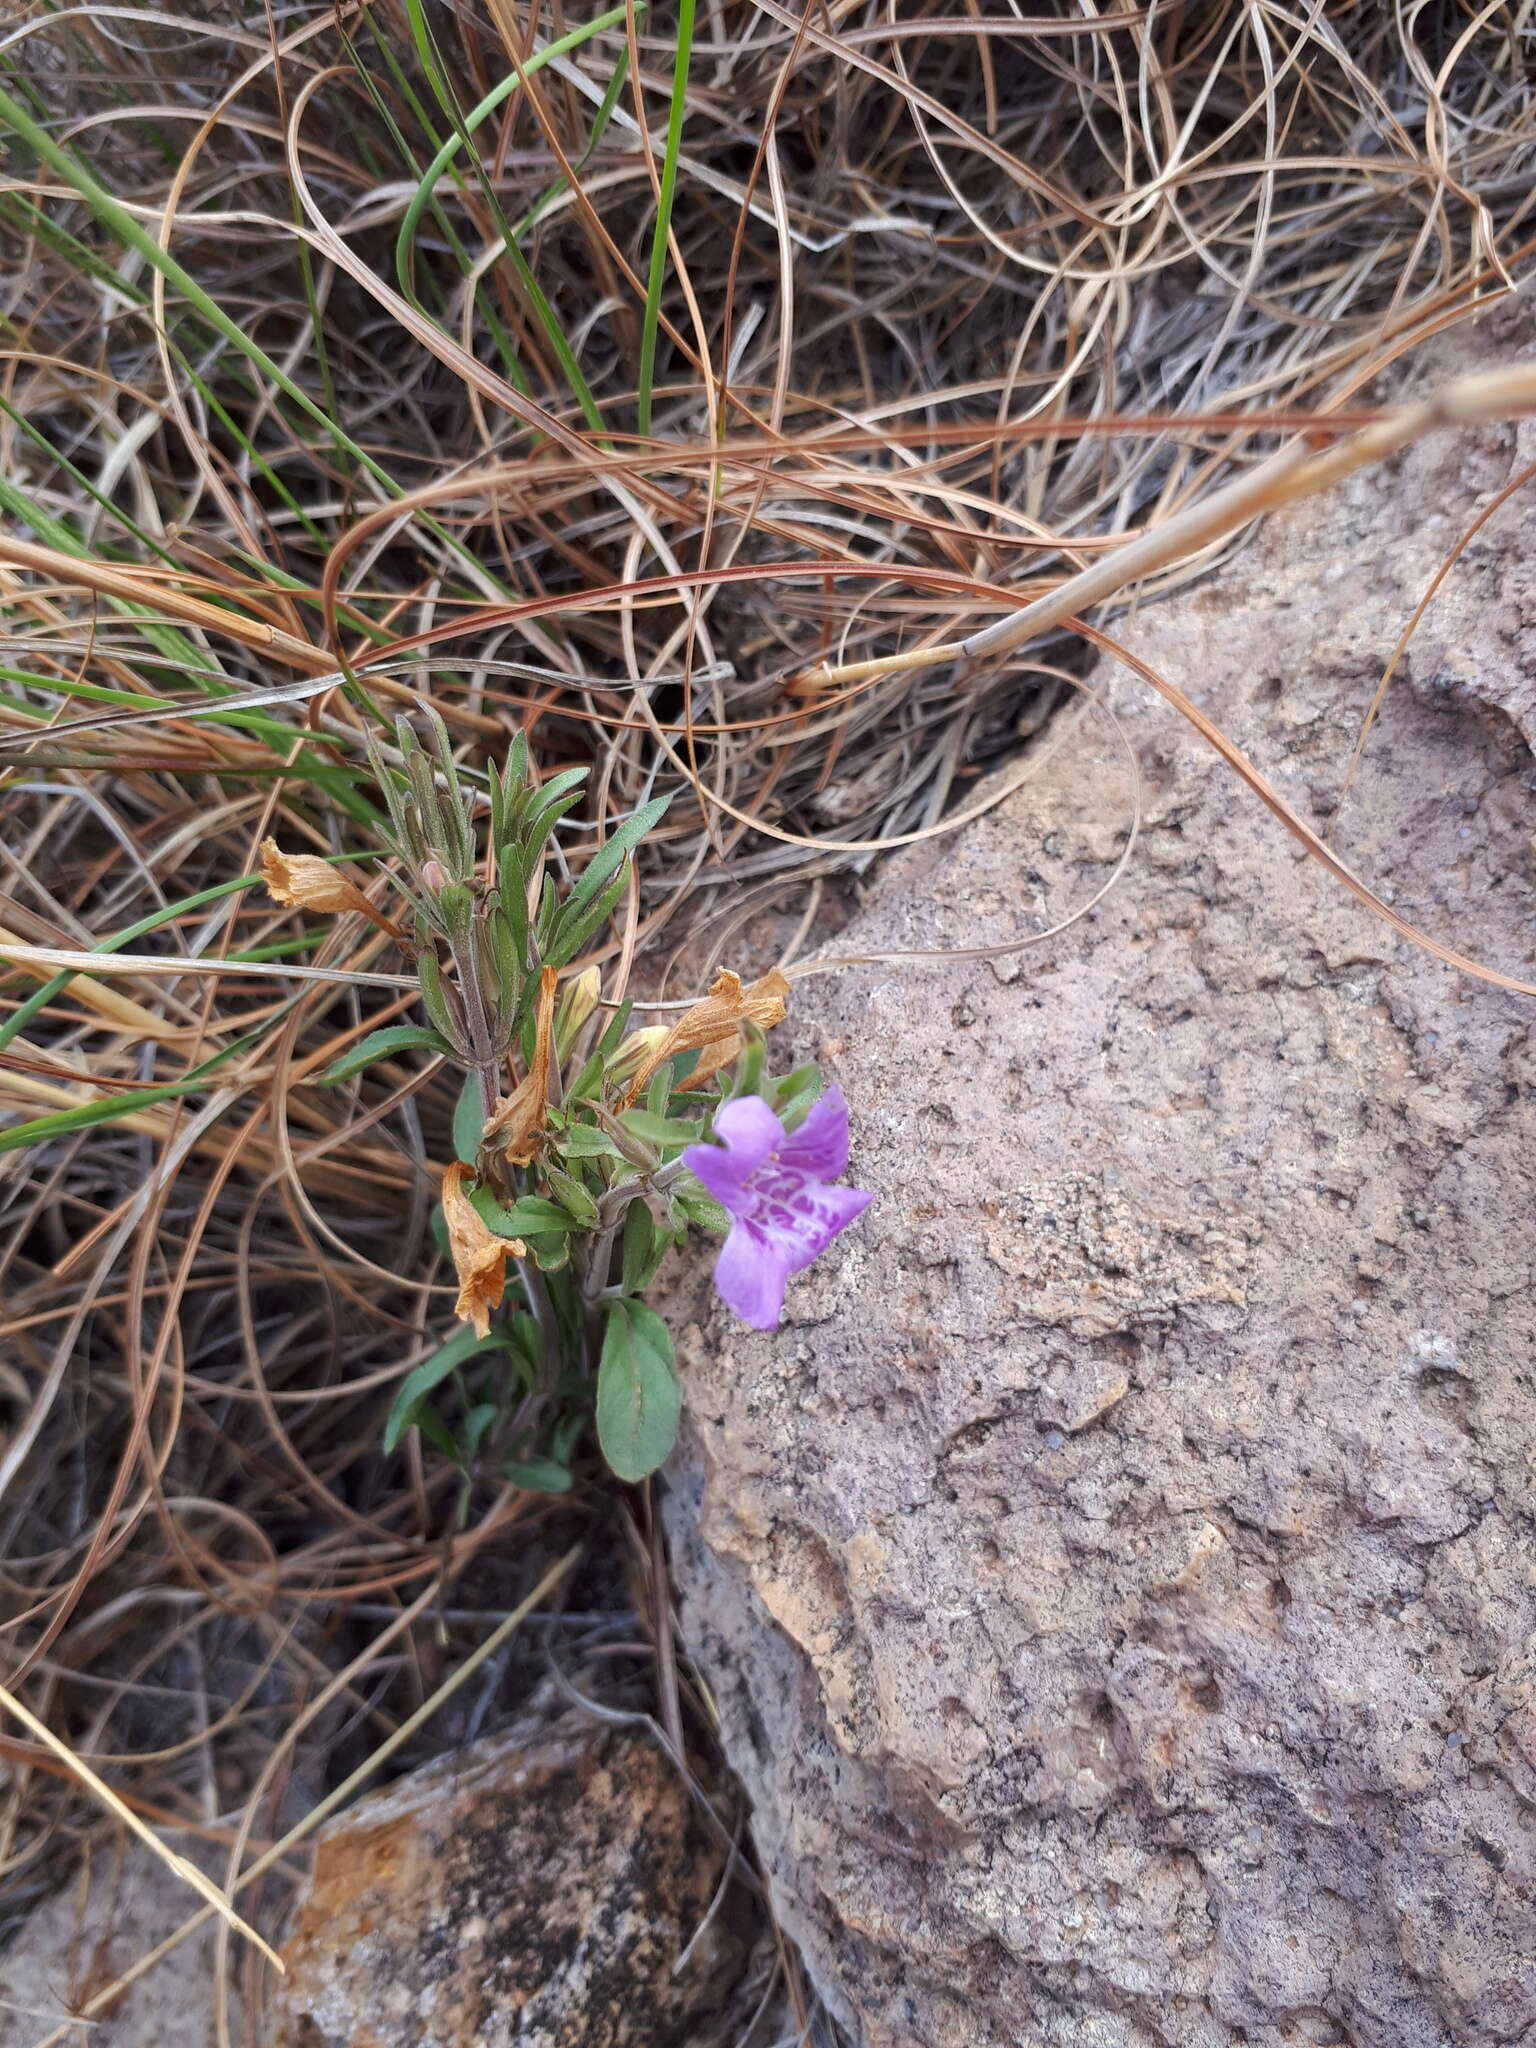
[259,840,394,932]
[481,965,558,1169]
[441,1161,526,1338]
[623,968,789,1103]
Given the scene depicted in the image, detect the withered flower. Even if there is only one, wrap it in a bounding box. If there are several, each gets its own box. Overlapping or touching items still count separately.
[259,840,395,933]
[441,1161,526,1338]
[482,965,558,1169]
[624,968,789,1103]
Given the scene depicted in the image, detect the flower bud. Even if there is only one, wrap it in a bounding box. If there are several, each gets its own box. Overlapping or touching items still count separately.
[555,965,602,1062]
[604,1023,669,1090]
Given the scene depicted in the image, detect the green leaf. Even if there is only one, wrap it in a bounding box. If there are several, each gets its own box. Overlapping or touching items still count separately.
[543,861,630,968]
[430,1200,452,1260]
[501,1455,573,1494]
[505,1311,543,1384]
[320,1023,453,1084]
[520,771,588,858]
[467,1186,578,1237]
[413,1402,463,1465]
[529,1232,571,1273]
[672,1187,732,1234]
[555,793,670,935]
[533,872,560,952]
[463,1402,499,1454]
[550,1406,586,1463]
[453,1071,483,1164]
[554,1121,625,1160]
[773,1062,824,1115]
[723,1034,765,1099]
[417,946,462,1049]
[596,999,634,1058]
[596,1299,681,1482]
[621,1198,656,1294]
[384,1323,504,1452]
[620,1107,701,1149]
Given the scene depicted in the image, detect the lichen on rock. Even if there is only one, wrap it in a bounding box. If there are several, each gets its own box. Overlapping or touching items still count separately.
[272,1706,738,2048]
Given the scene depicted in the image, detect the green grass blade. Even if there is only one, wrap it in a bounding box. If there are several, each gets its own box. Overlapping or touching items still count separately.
[636,0,697,436]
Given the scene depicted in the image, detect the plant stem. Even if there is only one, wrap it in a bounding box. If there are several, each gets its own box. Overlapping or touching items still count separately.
[449,932,500,1123]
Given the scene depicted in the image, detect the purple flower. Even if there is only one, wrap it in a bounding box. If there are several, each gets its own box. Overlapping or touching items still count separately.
[682,1089,873,1330]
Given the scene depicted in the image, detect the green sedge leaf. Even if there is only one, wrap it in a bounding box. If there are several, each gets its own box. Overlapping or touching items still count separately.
[320,1023,453,1084]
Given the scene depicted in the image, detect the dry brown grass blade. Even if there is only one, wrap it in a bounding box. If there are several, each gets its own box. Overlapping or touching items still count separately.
[21,1546,581,2046]
[803,357,1536,686]
[0,1676,282,1970]
[0,536,329,672]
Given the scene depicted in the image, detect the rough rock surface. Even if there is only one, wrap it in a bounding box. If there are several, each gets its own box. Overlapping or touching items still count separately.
[0,1850,240,2047]
[665,300,1536,2048]
[271,1707,729,2047]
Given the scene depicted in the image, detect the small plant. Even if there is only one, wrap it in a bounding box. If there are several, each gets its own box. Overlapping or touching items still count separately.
[262,716,870,1494]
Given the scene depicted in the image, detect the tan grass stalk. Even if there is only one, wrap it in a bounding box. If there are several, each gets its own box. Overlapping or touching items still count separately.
[0,1679,284,1971]
[801,359,1536,690]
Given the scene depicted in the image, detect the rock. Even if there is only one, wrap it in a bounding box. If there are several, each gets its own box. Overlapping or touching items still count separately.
[0,1848,241,2047]
[271,1707,732,2048]
[665,300,1536,2048]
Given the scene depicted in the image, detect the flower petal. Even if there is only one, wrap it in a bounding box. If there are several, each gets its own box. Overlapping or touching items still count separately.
[763,1178,873,1276]
[776,1086,851,1178]
[713,1222,792,1330]
[709,1094,784,1170]
[681,1140,755,1215]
